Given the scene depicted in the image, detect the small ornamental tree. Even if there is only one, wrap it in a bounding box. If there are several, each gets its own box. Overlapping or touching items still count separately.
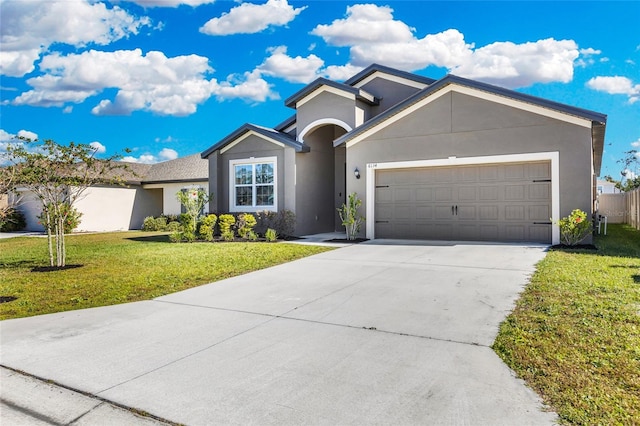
[553,209,592,246]
[2,138,130,267]
[338,192,365,240]
[176,187,211,232]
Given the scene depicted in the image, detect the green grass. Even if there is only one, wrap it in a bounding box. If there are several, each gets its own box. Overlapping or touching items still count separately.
[0,232,333,320]
[493,224,640,424]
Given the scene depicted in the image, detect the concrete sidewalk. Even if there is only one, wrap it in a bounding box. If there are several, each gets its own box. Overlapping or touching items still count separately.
[0,240,557,425]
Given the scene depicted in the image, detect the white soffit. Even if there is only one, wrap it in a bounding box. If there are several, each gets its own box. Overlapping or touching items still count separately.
[296,85,356,108]
[220,130,285,154]
[352,71,429,90]
[346,84,592,148]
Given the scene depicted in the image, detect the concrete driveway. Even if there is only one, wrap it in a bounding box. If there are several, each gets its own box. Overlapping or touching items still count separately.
[0,240,557,425]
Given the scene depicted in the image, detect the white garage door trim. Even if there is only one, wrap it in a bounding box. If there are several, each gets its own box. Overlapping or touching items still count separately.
[365,152,560,244]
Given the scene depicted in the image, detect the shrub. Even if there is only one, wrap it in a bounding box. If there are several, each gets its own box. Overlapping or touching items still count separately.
[265,228,278,242]
[179,213,196,242]
[338,192,365,240]
[236,213,257,239]
[218,214,236,237]
[198,214,217,242]
[166,221,181,232]
[0,207,26,232]
[38,203,82,234]
[255,210,295,237]
[221,230,235,242]
[246,230,258,242]
[553,209,592,245]
[169,230,182,243]
[142,216,156,231]
[154,216,167,231]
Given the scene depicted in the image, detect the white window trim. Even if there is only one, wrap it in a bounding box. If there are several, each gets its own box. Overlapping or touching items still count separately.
[229,156,277,213]
[365,152,560,244]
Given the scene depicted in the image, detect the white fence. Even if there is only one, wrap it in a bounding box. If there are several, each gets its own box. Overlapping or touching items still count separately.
[598,188,640,229]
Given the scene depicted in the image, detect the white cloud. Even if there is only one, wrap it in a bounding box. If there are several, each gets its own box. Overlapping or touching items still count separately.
[587,76,640,104]
[124,0,214,7]
[323,64,364,81]
[214,70,279,103]
[90,141,107,154]
[257,46,324,83]
[158,147,178,160]
[17,130,39,141]
[630,138,640,148]
[311,4,415,46]
[9,49,277,115]
[0,0,151,77]
[200,0,306,35]
[122,148,178,164]
[451,38,579,87]
[311,4,582,88]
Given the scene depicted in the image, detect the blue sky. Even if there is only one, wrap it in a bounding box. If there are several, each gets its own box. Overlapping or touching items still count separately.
[1,0,638,179]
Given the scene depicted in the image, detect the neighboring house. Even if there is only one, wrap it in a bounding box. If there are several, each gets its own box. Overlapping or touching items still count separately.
[202,63,607,244]
[16,154,208,232]
[596,179,621,194]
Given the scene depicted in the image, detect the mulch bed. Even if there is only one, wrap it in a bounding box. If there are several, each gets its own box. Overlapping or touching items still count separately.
[324,238,369,244]
[31,264,84,272]
[550,244,597,251]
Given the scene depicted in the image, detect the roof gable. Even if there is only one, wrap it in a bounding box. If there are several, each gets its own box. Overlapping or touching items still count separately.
[344,63,436,89]
[335,74,606,145]
[201,123,309,158]
[284,78,379,109]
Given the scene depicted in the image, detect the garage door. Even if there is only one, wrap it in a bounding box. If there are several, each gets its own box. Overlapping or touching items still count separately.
[374,161,552,243]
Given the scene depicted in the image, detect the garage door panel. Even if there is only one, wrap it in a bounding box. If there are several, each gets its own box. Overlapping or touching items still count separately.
[375,161,551,243]
[479,186,499,200]
[458,186,477,201]
[505,205,525,220]
[435,188,453,201]
[529,183,550,200]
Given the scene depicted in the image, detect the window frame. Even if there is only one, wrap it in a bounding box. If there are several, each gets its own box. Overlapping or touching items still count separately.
[229,156,277,212]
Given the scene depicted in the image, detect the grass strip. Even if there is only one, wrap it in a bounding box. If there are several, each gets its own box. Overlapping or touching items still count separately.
[493,224,640,424]
[0,231,333,320]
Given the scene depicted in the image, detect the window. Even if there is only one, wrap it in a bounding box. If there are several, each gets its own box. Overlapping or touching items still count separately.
[230,157,276,212]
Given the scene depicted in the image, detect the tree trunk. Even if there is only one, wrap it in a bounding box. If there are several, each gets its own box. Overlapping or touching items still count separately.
[45,209,54,267]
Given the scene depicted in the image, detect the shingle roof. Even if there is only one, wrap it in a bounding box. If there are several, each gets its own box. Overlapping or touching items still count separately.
[141,154,208,183]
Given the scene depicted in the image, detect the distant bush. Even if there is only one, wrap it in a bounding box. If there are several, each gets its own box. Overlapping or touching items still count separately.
[0,207,26,232]
[166,221,181,232]
[38,203,81,234]
[265,228,278,242]
[218,214,236,236]
[255,210,295,237]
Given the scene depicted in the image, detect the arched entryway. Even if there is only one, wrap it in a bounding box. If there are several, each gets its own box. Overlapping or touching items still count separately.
[296,120,350,233]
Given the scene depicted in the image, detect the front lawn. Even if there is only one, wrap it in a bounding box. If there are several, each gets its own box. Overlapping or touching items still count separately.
[0,232,333,320]
[494,224,640,424]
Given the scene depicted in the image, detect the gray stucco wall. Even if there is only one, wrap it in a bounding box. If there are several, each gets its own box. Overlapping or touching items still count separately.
[212,135,291,214]
[358,77,424,117]
[347,91,594,240]
[296,92,357,137]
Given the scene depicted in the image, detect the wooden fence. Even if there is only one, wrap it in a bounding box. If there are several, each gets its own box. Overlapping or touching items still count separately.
[598,188,640,229]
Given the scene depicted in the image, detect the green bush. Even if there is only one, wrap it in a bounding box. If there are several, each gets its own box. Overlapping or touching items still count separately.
[221,230,235,241]
[166,221,181,232]
[142,216,156,231]
[198,214,217,242]
[179,213,196,242]
[236,213,257,239]
[154,216,167,231]
[265,228,278,242]
[0,207,26,232]
[255,210,295,237]
[169,230,182,243]
[38,203,82,234]
[218,214,236,237]
[246,230,258,241]
[553,209,592,245]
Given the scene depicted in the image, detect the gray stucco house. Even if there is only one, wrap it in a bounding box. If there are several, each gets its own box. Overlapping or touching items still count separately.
[202,64,607,244]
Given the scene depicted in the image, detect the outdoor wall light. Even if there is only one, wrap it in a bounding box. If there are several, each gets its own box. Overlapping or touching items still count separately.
[354,167,361,179]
